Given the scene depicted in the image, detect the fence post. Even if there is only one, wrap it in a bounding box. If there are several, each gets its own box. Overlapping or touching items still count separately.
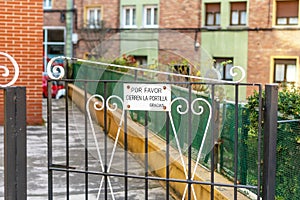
[263,84,278,200]
[4,87,27,200]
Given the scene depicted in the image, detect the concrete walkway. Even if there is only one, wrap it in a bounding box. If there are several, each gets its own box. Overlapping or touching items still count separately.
[0,98,173,200]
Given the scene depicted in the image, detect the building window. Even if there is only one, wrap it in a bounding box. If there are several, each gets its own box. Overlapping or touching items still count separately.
[276,0,299,25]
[274,59,297,83]
[43,28,65,72]
[143,5,158,28]
[123,6,136,28]
[205,3,221,26]
[134,56,148,67]
[214,57,234,80]
[86,7,102,29]
[230,2,247,25]
[43,0,52,9]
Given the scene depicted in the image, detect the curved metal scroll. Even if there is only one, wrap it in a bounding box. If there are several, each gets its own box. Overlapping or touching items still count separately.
[86,94,125,200]
[46,56,65,80]
[169,97,212,200]
[0,52,19,87]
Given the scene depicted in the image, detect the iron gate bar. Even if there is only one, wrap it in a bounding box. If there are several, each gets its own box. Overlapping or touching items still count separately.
[65,74,70,200]
[210,84,215,200]
[47,166,258,189]
[234,84,239,199]
[124,110,128,200]
[103,81,108,200]
[187,83,192,200]
[166,75,171,200]
[84,81,88,200]
[47,81,53,200]
[145,111,149,200]
[257,85,263,200]
[166,111,170,200]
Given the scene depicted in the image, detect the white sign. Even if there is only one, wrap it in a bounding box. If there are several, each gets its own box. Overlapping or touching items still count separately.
[124,83,171,111]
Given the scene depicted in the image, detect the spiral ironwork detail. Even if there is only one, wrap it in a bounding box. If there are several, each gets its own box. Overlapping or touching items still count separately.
[46,56,65,80]
[230,65,245,82]
[170,97,189,115]
[0,52,19,87]
[106,95,124,111]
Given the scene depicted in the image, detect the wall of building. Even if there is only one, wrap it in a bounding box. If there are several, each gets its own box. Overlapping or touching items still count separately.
[159,0,202,75]
[248,30,300,84]
[75,0,120,58]
[160,0,200,28]
[120,0,159,65]
[248,0,300,85]
[44,0,300,89]
[0,0,44,124]
[200,0,249,100]
[44,0,67,27]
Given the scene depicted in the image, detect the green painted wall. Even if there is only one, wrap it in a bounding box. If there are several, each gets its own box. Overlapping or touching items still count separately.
[120,0,159,65]
[201,0,249,100]
[65,0,74,57]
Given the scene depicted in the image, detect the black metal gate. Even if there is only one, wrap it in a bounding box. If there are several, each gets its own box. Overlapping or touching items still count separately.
[47,56,277,200]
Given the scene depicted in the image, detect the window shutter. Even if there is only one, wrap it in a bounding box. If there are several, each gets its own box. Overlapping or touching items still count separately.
[231,2,246,11]
[275,59,296,65]
[206,3,220,13]
[277,1,298,17]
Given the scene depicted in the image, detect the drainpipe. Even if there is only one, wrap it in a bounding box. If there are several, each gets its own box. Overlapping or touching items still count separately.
[65,0,73,57]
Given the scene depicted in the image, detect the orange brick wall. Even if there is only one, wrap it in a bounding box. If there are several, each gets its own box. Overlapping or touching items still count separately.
[159,0,201,72]
[0,0,44,125]
[248,0,300,85]
[160,0,201,28]
[43,0,66,27]
[74,0,120,58]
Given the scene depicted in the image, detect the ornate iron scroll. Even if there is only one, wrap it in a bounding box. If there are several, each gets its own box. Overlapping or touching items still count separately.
[0,52,19,87]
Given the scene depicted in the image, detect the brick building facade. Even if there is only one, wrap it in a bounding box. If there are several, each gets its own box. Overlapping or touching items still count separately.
[248,0,300,85]
[0,0,44,125]
[43,0,300,92]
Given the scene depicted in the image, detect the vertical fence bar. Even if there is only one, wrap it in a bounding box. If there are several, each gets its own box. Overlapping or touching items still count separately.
[257,85,263,200]
[144,111,149,200]
[210,84,215,200]
[4,87,27,200]
[213,99,220,172]
[65,80,70,200]
[84,81,89,200]
[263,84,278,200]
[47,82,53,200]
[124,110,128,200]
[234,84,239,199]
[166,112,170,200]
[187,84,192,199]
[104,81,108,200]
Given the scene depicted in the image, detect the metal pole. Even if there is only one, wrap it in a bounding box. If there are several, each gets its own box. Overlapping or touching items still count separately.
[263,84,278,200]
[4,87,27,200]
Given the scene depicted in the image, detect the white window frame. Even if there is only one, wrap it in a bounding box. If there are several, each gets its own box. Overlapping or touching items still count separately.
[213,57,234,81]
[43,0,52,9]
[123,6,137,28]
[274,59,297,83]
[205,3,221,26]
[275,0,299,26]
[43,27,65,72]
[87,7,102,29]
[143,5,158,28]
